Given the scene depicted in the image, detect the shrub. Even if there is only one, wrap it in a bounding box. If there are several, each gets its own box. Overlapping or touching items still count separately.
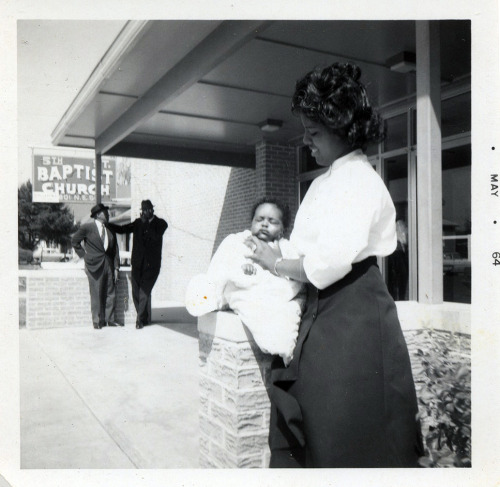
[18,248,33,264]
[415,330,471,468]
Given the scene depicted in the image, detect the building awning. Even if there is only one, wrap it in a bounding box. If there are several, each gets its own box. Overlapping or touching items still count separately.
[80,206,131,226]
[51,20,471,168]
[109,208,131,225]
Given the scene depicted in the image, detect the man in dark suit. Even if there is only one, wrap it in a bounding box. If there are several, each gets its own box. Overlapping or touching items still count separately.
[72,203,122,329]
[109,200,168,329]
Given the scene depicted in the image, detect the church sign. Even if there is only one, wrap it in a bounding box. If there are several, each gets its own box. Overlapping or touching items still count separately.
[32,153,130,203]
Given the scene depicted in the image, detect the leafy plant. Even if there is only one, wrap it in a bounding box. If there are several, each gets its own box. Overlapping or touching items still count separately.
[415,331,471,468]
[18,248,34,264]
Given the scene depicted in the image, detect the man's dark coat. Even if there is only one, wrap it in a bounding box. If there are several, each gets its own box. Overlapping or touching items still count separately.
[110,215,168,291]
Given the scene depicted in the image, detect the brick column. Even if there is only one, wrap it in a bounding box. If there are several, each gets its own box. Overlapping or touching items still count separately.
[255,141,298,234]
[196,142,299,467]
[198,311,273,468]
[212,167,257,252]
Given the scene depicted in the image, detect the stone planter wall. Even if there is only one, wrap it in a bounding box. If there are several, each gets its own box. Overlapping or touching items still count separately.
[198,312,273,468]
[198,304,471,468]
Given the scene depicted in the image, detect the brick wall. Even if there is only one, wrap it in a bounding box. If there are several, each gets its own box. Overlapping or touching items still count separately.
[24,269,135,329]
[212,142,299,252]
[212,167,256,253]
[255,142,298,237]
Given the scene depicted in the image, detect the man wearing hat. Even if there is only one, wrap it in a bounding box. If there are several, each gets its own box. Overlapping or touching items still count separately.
[109,200,168,329]
[71,203,122,329]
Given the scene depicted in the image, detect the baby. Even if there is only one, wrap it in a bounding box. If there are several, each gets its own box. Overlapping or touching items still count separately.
[185,198,305,365]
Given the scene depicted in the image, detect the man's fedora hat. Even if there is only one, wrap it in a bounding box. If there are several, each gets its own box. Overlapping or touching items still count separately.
[90,203,110,218]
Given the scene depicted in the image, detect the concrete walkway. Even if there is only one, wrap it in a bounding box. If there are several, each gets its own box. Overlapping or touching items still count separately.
[20,313,200,469]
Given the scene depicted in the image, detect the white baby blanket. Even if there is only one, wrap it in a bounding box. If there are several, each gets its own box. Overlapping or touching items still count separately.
[185,230,305,364]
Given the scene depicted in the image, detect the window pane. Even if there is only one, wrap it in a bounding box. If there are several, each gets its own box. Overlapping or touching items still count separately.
[384,153,409,301]
[442,92,471,138]
[442,143,471,303]
[384,113,407,152]
[365,142,378,157]
[298,146,322,173]
[411,108,417,146]
[299,179,313,203]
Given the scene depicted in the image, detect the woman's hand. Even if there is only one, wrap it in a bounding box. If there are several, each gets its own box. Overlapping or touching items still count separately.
[244,236,281,273]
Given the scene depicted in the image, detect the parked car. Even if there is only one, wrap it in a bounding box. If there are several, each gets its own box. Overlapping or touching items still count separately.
[443,251,470,274]
[120,250,132,267]
[33,248,72,263]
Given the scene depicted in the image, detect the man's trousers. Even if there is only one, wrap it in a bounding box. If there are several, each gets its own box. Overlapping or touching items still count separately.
[132,263,159,325]
[85,257,116,327]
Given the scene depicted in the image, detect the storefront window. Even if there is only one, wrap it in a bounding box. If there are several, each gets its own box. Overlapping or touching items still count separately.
[442,143,471,303]
[384,153,410,301]
[299,178,313,203]
[298,147,326,202]
[298,147,321,173]
[383,114,407,153]
[365,141,378,157]
[442,92,471,138]
[297,89,471,305]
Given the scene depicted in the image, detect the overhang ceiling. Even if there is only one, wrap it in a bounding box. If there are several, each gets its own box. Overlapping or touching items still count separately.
[52,19,471,169]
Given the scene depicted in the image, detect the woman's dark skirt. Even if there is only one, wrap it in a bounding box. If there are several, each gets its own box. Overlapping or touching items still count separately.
[269,257,424,468]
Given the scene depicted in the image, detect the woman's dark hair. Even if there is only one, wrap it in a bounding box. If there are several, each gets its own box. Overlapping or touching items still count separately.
[250,197,290,230]
[291,62,385,150]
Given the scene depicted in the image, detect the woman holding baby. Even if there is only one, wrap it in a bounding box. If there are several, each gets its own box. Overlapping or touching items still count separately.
[248,62,423,468]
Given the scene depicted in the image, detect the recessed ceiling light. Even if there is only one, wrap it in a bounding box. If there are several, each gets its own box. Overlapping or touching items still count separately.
[258,119,283,132]
[386,51,416,73]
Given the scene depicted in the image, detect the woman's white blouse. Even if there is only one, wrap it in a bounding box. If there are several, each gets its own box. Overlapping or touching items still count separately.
[290,149,397,289]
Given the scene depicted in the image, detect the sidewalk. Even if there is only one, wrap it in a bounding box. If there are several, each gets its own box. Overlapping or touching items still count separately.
[19,312,200,469]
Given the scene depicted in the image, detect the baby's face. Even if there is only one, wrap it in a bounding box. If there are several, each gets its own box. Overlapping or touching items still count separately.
[251,203,284,242]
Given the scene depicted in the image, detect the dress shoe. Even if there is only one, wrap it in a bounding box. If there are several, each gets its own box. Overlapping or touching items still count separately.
[136,321,144,329]
[93,323,102,329]
[107,321,124,327]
